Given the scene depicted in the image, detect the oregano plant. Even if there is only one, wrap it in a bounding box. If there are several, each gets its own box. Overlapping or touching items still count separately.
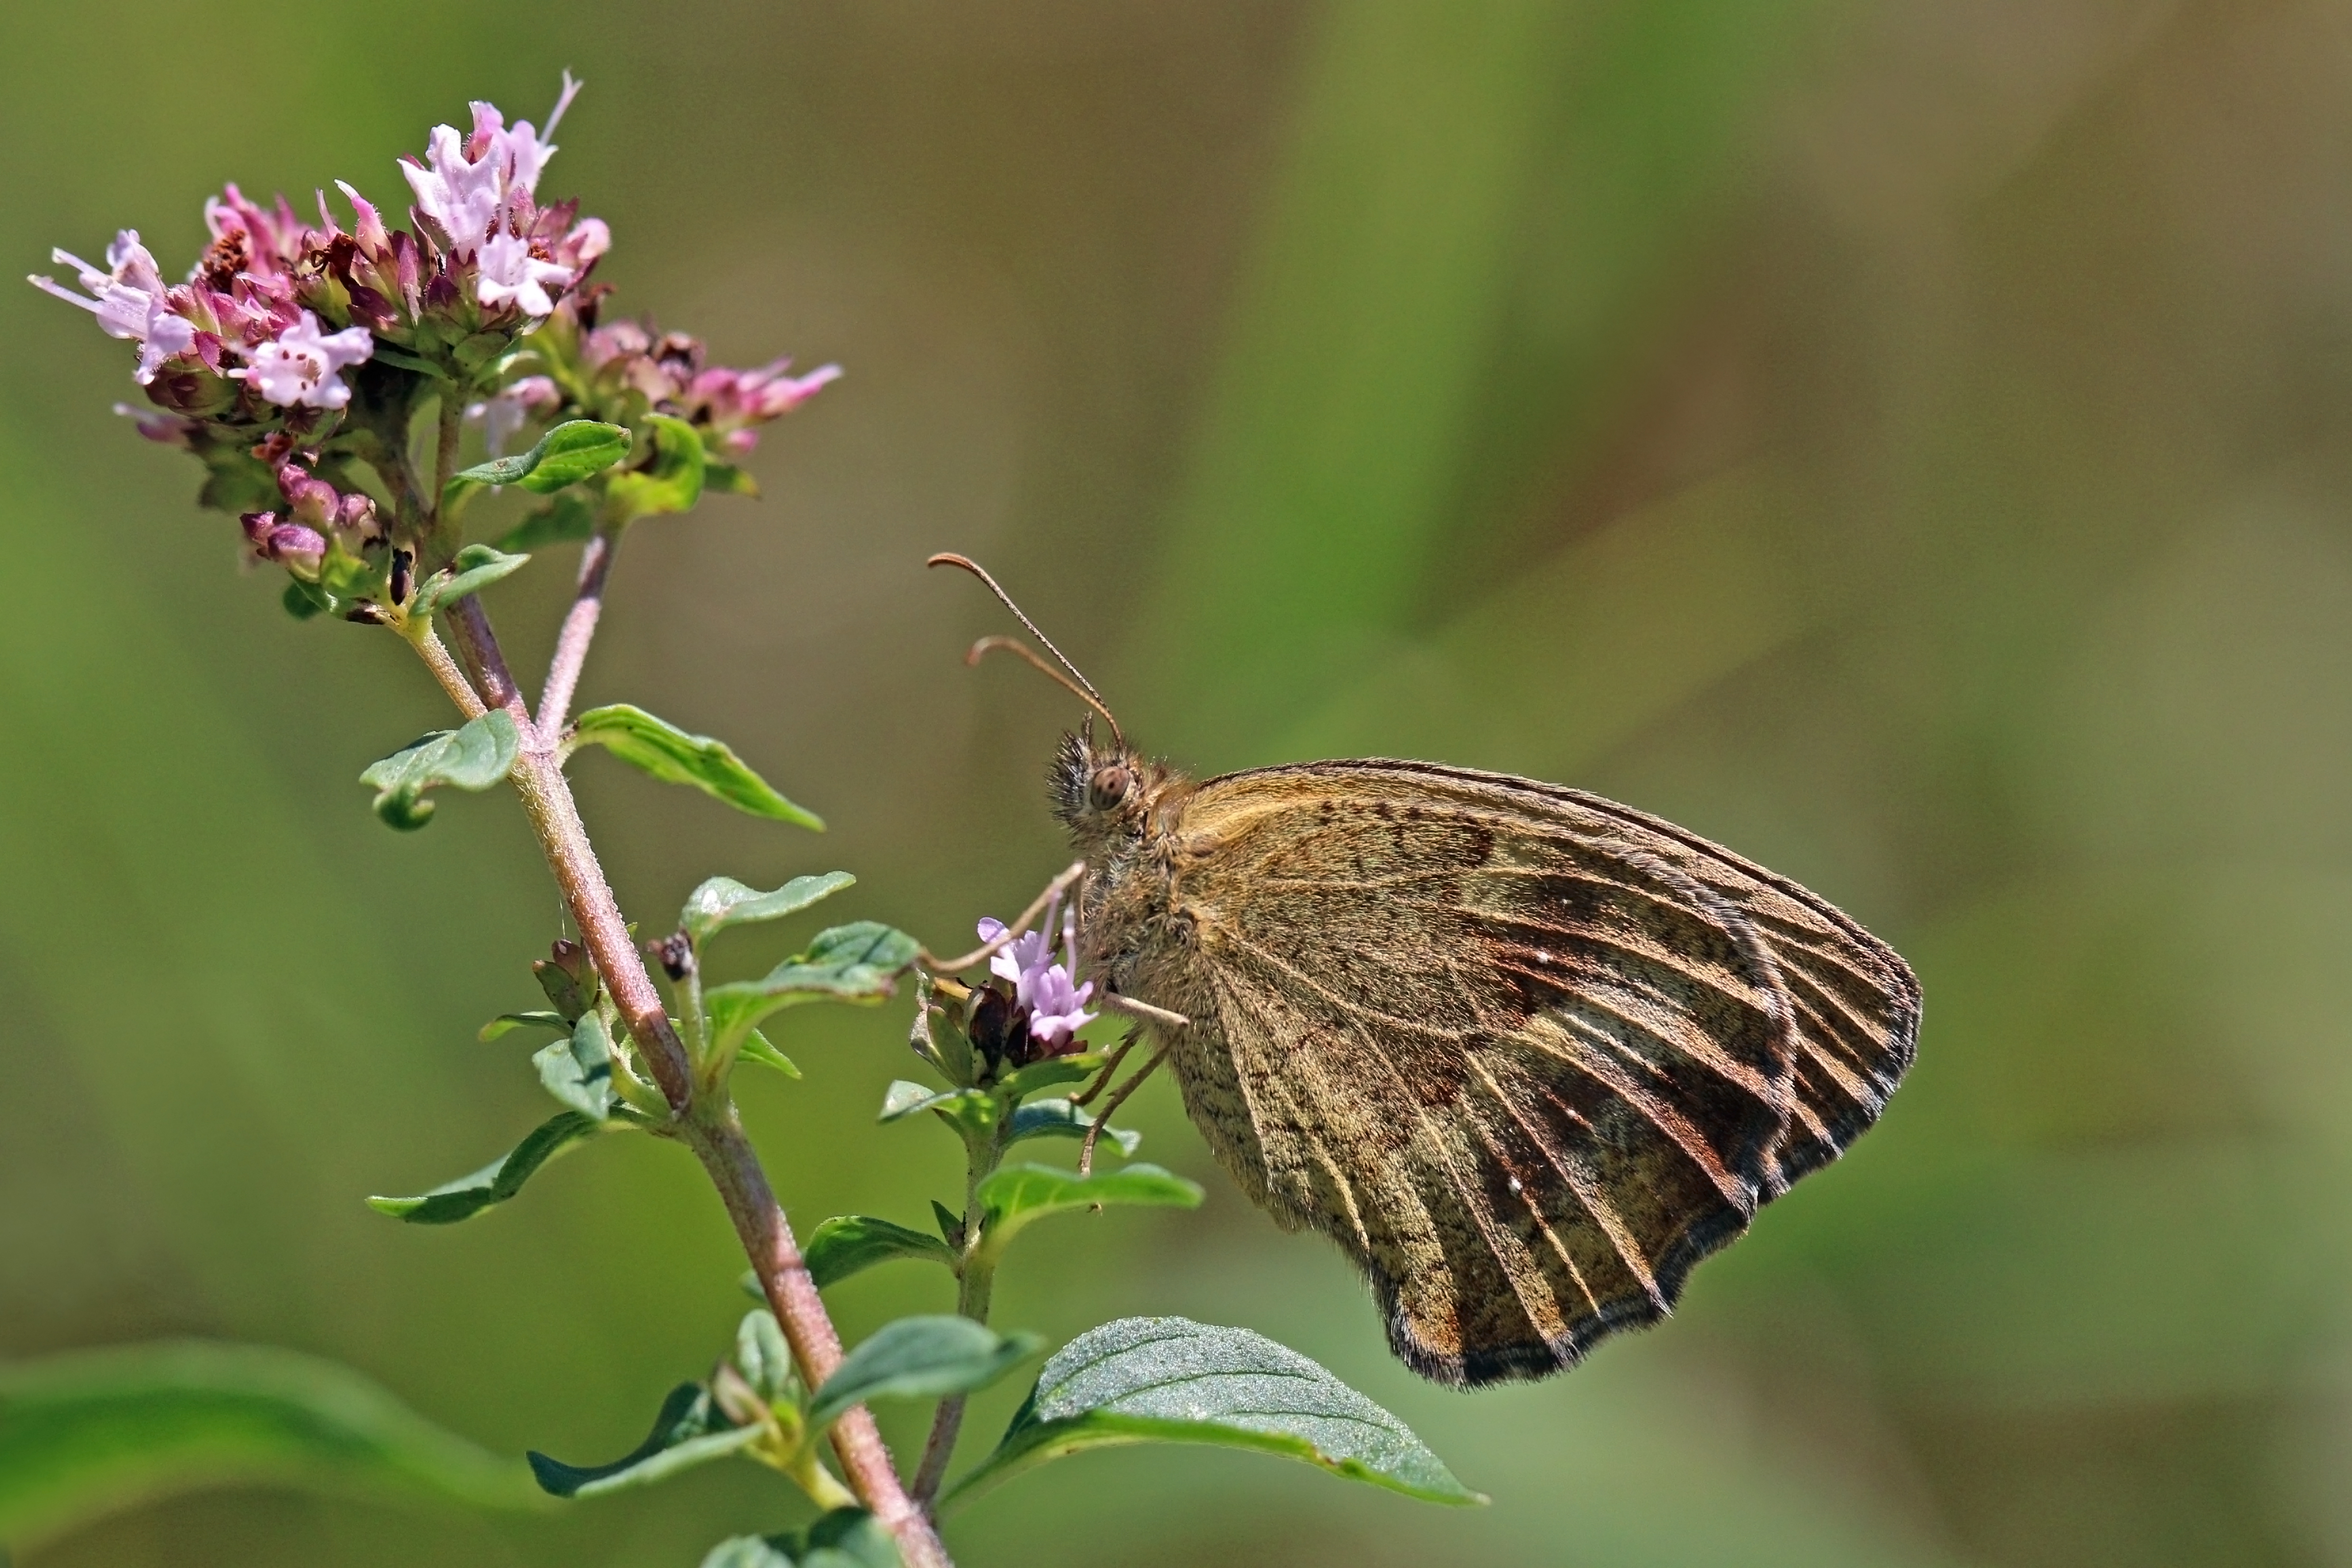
[22,75,1478,1567]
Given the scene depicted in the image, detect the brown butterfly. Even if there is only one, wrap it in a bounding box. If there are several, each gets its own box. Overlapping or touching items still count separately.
[934,555,1920,1387]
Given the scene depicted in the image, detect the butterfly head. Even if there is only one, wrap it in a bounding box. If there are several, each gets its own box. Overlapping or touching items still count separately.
[1050,722,1170,859]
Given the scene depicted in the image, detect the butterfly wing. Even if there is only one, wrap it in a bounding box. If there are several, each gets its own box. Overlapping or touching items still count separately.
[1144,760,1918,1386]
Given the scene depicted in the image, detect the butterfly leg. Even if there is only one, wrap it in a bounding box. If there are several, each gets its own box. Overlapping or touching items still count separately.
[1079,1046,1167,1177]
[1070,1030,1139,1108]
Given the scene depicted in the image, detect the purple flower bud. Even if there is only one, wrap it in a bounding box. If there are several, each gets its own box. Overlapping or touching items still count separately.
[266,524,327,579]
[335,491,381,545]
[239,509,276,551]
[277,463,341,526]
[648,930,694,981]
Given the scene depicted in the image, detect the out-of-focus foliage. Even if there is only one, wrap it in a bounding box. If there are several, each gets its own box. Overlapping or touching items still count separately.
[4,1,2351,1565]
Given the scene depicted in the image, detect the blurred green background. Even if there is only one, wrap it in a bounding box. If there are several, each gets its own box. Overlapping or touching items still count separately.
[4,0,2348,1563]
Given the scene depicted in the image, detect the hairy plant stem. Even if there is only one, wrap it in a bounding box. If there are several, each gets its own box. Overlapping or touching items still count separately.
[415,589,952,1568]
[912,1123,1009,1506]
[537,526,615,735]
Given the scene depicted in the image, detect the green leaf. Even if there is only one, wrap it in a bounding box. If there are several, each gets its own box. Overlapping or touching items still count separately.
[526,1384,757,1499]
[604,413,708,523]
[701,923,918,1058]
[734,1310,796,1404]
[533,1014,615,1120]
[804,1215,958,1290]
[681,871,856,943]
[569,704,822,829]
[478,1010,570,1042]
[366,342,450,380]
[282,579,330,620]
[366,1111,611,1224]
[942,1317,1483,1511]
[0,1340,540,1550]
[700,1511,899,1568]
[1007,1098,1141,1157]
[879,1080,985,1124]
[992,1052,1108,1104]
[497,490,600,552]
[414,544,529,617]
[808,1318,1039,1432]
[798,1509,901,1568]
[878,1080,996,1140]
[704,459,760,497]
[358,710,518,830]
[443,419,630,512]
[975,1163,1202,1255]
[738,1029,801,1079]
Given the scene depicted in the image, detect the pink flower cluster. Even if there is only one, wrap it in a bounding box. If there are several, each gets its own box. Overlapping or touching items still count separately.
[29,75,606,429]
[975,893,1098,1052]
[574,316,841,459]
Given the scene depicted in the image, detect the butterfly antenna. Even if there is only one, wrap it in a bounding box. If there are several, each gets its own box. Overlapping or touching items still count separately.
[928,553,1126,748]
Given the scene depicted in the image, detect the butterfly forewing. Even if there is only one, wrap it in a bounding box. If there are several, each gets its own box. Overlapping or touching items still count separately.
[1140,760,1918,1386]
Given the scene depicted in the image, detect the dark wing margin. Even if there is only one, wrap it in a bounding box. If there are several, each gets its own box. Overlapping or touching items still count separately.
[1208,758,1921,1198]
[1175,760,1920,1386]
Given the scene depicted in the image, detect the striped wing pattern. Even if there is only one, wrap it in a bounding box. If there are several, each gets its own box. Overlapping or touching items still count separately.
[1160,761,1919,1386]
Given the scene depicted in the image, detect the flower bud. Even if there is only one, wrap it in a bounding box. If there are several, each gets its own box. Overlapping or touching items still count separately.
[334,491,381,548]
[276,462,340,526]
[266,523,327,579]
[648,930,694,981]
[534,938,600,1022]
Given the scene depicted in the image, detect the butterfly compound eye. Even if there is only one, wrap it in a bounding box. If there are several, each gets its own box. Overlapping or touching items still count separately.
[1088,763,1134,812]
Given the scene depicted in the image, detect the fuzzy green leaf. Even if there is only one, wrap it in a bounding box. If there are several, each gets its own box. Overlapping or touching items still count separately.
[992,1053,1108,1104]
[443,419,630,512]
[498,491,599,553]
[1006,1098,1141,1157]
[414,544,529,617]
[570,704,822,829]
[0,1341,539,1551]
[478,1011,569,1042]
[702,1535,794,1568]
[704,460,760,497]
[604,413,708,523]
[734,1310,796,1405]
[877,1080,994,1132]
[366,1111,611,1224]
[701,1510,899,1568]
[804,1215,958,1291]
[738,1029,801,1078]
[359,710,518,830]
[943,1317,1483,1511]
[701,923,918,1058]
[533,1014,614,1120]
[681,871,856,943]
[975,1163,1201,1255]
[808,1318,1039,1432]
[526,1384,756,1499]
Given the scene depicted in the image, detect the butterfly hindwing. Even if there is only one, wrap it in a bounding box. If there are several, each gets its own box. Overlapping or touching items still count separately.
[1144,760,1918,1386]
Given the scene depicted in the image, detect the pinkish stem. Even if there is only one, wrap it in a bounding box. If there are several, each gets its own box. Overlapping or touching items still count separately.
[424,596,952,1568]
[537,528,614,736]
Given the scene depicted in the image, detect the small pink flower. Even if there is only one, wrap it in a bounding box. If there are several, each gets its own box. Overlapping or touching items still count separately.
[465,374,560,455]
[974,895,1097,1051]
[28,230,199,384]
[474,232,572,317]
[229,310,374,409]
[402,75,583,260]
